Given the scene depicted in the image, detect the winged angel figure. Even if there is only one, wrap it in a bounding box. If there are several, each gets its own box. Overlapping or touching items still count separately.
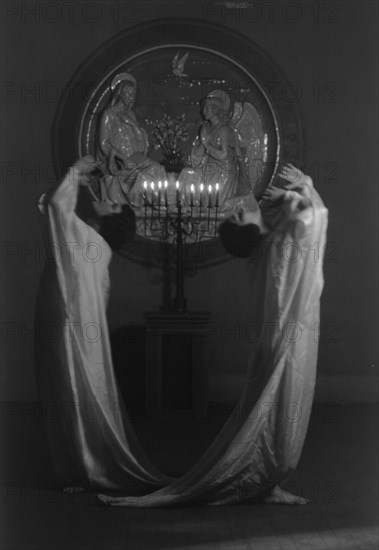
[231,100,265,194]
[179,90,265,212]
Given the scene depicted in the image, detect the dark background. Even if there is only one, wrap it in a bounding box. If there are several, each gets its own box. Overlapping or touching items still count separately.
[1,0,377,403]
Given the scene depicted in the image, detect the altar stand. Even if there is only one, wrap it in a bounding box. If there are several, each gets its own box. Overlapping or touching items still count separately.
[144,311,211,418]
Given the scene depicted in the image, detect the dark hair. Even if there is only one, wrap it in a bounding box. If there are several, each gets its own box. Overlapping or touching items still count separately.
[219,220,263,258]
[100,205,136,251]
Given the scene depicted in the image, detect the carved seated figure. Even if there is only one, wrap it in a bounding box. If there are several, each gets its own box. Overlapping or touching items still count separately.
[97,72,167,208]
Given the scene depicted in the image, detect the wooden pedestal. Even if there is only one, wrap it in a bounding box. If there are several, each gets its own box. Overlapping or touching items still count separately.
[144,311,211,417]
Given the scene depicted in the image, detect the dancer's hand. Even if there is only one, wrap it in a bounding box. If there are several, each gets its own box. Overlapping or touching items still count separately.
[73,156,98,181]
[261,186,285,202]
[279,164,305,189]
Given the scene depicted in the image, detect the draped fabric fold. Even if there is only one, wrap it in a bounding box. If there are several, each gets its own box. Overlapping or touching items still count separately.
[35,166,172,491]
[98,180,328,506]
[35,163,327,505]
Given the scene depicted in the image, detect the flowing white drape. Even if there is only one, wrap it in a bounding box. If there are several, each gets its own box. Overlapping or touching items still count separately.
[35,167,172,491]
[98,180,328,506]
[35,165,327,505]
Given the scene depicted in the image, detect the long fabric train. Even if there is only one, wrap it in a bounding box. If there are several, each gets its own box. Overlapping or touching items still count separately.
[35,166,172,492]
[98,180,328,506]
[35,163,327,504]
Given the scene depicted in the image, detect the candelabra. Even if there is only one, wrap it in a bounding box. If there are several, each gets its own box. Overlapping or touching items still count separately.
[142,179,220,313]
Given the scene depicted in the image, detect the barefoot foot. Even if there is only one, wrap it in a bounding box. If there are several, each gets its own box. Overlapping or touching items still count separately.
[262,484,309,505]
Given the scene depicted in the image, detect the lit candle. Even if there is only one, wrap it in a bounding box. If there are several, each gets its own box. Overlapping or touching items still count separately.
[176,180,180,205]
[143,181,147,205]
[199,183,204,206]
[190,184,194,203]
[215,183,219,207]
[208,184,212,207]
[158,180,162,206]
[150,181,154,206]
[164,180,168,206]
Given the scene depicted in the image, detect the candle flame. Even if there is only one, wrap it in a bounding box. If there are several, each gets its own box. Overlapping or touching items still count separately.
[190,184,195,193]
[216,183,219,191]
[164,180,168,188]
[158,181,162,189]
[151,182,154,190]
[143,181,147,189]
[208,185,212,193]
[176,181,179,189]
[200,184,204,192]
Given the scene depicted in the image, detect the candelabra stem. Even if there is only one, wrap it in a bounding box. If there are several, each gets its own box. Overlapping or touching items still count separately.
[173,199,187,313]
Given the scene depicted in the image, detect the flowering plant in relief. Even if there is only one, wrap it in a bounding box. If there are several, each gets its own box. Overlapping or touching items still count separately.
[148,113,190,173]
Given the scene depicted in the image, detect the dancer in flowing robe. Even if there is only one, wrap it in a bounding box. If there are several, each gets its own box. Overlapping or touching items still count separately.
[98,164,328,506]
[35,156,172,492]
